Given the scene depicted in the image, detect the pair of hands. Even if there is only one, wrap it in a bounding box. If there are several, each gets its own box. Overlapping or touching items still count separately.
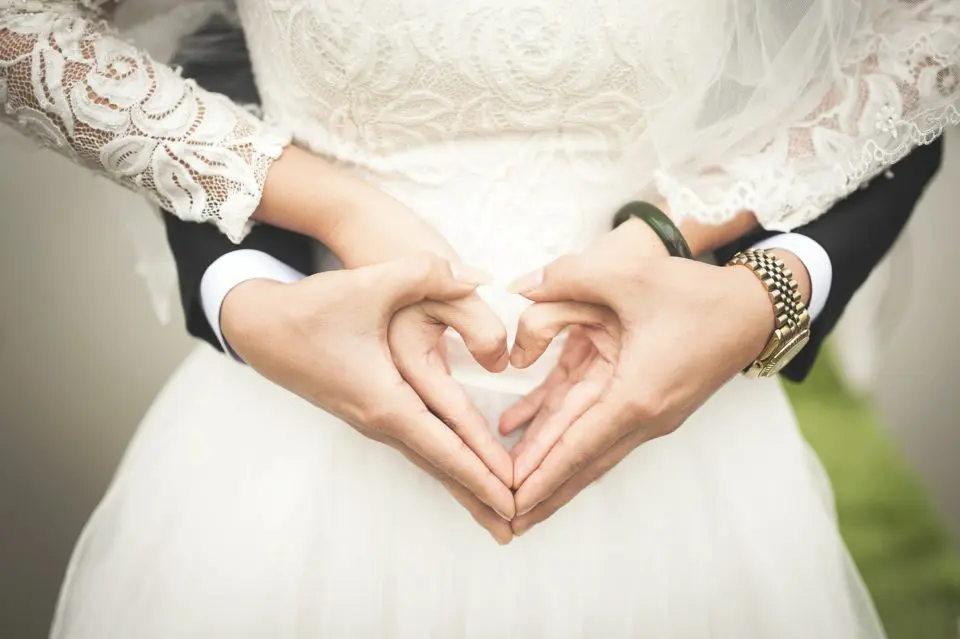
[231,180,781,542]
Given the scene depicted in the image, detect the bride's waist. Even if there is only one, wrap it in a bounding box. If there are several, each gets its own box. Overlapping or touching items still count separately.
[294,132,645,278]
[283,114,649,193]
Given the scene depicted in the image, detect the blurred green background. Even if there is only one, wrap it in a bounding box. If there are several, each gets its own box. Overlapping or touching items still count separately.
[790,353,960,639]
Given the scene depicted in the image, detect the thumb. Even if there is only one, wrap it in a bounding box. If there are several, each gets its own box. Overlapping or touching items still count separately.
[421,295,509,372]
[371,253,490,312]
[511,301,614,369]
[506,254,613,305]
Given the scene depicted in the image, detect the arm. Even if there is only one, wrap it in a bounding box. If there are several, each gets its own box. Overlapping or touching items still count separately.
[658,137,943,382]
[1,4,520,537]
[163,209,311,352]
[0,1,376,247]
[159,14,313,353]
[714,137,945,382]
[0,1,286,241]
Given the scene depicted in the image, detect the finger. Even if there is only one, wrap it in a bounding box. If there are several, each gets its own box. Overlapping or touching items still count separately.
[508,378,572,459]
[511,430,643,537]
[512,379,604,487]
[498,369,560,436]
[427,296,509,372]
[387,392,516,520]
[392,440,513,545]
[513,398,630,516]
[511,302,614,369]
[506,254,618,305]
[438,471,514,545]
[370,253,486,312]
[398,349,514,486]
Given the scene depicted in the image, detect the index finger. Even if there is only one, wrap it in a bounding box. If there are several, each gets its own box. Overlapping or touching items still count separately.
[399,353,514,487]
[389,438,513,545]
[508,255,619,306]
[387,389,517,520]
[513,397,631,516]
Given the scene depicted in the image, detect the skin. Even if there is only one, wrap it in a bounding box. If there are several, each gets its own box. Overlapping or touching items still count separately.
[501,219,811,536]
[245,147,812,543]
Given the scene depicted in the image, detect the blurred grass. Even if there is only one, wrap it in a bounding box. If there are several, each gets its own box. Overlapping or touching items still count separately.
[785,353,960,639]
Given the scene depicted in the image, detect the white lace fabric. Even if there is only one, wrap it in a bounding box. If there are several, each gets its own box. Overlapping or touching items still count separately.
[0,0,291,242]
[241,0,958,236]
[1,0,958,244]
[655,0,960,231]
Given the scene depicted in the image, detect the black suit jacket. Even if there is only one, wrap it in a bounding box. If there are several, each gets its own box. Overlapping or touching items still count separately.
[163,17,945,383]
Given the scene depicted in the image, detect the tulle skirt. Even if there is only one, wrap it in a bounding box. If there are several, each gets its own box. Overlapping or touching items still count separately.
[52,345,884,638]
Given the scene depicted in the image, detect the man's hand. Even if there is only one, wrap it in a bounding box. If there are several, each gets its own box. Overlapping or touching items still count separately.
[502,221,780,536]
[389,291,514,486]
[220,254,516,541]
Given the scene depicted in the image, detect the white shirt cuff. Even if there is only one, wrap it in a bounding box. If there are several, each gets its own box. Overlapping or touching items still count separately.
[200,249,306,360]
[749,233,832,322]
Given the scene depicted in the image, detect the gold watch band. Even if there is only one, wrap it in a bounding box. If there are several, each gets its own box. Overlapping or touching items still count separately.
[726,249,812,379]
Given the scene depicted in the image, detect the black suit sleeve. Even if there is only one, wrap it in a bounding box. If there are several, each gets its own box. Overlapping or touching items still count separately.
[161,16,313,351]
[714,137,944,383]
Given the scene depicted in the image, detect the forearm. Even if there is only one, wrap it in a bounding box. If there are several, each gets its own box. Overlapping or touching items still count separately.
[252,146,357,245]
[618,211,813,316]
[253,146,456,267]
[669,208,814,306]
[677,210,760,258]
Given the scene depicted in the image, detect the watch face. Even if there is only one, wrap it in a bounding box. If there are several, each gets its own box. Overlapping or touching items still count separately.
[763,330,811,377]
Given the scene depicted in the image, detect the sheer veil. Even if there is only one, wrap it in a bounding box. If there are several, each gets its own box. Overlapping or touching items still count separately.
[110,0,957,324]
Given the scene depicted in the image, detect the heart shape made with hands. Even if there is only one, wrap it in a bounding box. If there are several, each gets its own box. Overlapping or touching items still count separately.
[393,219,752,539]
[397,274,625,537]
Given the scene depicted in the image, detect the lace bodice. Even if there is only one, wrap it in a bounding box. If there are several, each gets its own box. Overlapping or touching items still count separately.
[1,0,958,247]
[0,0,290,242]
[238,0,958,232]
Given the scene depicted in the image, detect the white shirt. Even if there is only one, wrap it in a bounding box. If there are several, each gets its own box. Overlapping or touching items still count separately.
[201,234,832,357]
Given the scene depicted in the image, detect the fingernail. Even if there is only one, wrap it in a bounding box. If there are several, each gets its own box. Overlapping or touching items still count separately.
[495,349,510,371]
[506,269,543,294]
[516,501,537,518]
[451,263,494,286]
[509,346,526,369]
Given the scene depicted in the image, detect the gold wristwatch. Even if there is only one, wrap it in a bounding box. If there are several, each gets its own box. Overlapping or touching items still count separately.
[726,249,811,379]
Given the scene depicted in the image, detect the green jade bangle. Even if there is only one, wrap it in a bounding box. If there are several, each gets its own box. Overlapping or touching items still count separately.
[612,201,693,259]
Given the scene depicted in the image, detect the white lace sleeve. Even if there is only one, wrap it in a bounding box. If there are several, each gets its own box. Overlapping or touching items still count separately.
[654,0,960,232]
[0,1,291,242]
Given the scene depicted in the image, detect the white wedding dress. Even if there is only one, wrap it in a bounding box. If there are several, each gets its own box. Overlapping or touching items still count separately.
[2,0,959,637]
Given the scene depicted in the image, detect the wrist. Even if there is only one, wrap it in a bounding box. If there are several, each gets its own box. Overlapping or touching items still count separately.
[719,265,777,367]
[256,146,379,244]
[609,216,671,259]
[722,249,812,378]
[220,278,291,354]
[653,201,758,257]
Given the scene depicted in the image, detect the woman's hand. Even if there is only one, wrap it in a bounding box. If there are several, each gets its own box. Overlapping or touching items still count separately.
[221,254,516,541]
[501,220,782,535]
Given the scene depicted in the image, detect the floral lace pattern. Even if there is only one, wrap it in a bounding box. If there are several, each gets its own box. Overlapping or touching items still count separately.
[239,0,958,233]
[654,0,960,230]
[0,0,291,242]
[239,0,721,178]
[1,0,957,241]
